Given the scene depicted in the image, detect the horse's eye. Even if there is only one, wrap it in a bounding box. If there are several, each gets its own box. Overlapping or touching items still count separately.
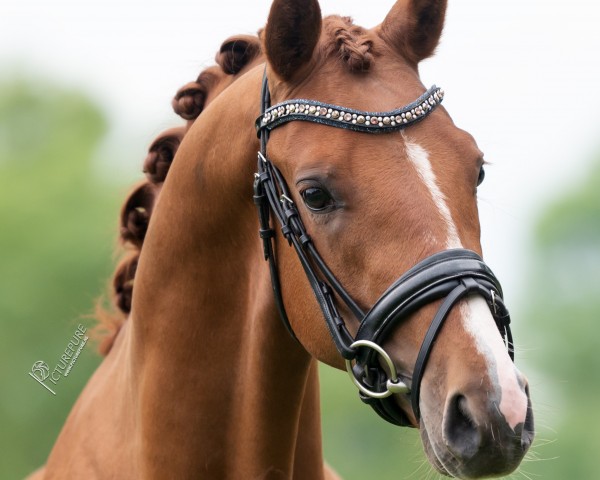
[301,187,333,212]
[477,165,485,187]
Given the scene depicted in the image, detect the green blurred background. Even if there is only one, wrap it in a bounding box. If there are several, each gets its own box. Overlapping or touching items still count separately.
[2,0,600,478]
[1,75,599,479]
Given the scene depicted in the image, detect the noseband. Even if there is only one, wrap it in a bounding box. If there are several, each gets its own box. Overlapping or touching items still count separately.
[253,73,513,426]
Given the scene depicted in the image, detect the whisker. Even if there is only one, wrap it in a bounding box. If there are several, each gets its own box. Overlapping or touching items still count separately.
[406,456,430,479]
[515,467,539,480]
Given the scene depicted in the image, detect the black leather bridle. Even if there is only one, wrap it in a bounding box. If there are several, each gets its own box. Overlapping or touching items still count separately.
[253,72,513,426]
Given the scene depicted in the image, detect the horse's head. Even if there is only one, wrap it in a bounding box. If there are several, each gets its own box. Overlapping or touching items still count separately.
[257,0,534,477]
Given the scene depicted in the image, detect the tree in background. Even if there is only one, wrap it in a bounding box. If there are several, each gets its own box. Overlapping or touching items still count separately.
[522,157,600,478]
[0,78,119,478]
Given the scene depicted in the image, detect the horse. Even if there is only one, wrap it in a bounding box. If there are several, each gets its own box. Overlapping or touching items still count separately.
[32,0,534,478]
[94,34,265,355]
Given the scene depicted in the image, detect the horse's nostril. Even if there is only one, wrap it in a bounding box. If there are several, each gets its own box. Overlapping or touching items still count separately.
[443,394,482,462]
[441,386,535,476]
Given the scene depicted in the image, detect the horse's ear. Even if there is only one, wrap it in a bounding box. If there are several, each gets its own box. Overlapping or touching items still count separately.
[216,35,262,75]
[264,0,322,81]
[381,0,447,65]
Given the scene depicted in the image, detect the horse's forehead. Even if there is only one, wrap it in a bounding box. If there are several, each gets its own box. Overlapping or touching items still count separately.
[278,110,476,175]
[272,21,420,105]
[269,26,480,175]
[305,59,420,104]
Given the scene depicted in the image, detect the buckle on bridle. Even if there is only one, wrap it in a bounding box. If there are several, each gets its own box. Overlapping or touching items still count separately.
[279,194,294,205]
[491,289,498,315]
[345,340,410,399]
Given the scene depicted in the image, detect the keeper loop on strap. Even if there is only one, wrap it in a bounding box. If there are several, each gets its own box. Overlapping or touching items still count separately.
[299,233,311,246]
[460,276,479,292]
[259,228,274,240]
[281,225,293,240]
[284,208,297,222]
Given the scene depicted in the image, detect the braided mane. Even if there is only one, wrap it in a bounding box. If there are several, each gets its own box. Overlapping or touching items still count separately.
[93,35,263,355]
[94,19,375,354]
[322,16,375,72]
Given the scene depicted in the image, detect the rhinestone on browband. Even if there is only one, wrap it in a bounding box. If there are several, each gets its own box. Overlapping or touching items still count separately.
[255,85,444,135]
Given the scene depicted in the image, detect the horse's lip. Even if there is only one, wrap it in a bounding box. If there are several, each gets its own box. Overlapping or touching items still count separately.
[419,415,530,479]
[419,424,455,477]
[387,384,419,427]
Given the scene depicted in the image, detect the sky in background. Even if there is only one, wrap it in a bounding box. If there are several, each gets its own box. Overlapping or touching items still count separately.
[2,0,600,309]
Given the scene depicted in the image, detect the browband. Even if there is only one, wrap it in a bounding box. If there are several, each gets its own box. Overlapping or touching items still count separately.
[256,85,444,135]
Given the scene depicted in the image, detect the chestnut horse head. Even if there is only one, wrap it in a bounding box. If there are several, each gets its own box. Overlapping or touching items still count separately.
[37,1,533,479]
[252,0,534,476]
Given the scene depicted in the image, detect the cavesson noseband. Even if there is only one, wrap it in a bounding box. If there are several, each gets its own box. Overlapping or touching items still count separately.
[253,73,513,426]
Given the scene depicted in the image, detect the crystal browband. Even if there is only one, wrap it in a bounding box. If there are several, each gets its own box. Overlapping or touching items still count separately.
[255,85,444,135]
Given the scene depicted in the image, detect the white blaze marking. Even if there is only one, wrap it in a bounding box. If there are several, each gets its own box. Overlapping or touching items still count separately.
[404,138,528,430]
[403,139,461,249]
[461,298,528,430]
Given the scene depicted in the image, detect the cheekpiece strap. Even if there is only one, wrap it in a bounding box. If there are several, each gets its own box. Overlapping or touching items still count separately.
[256,86,444,136]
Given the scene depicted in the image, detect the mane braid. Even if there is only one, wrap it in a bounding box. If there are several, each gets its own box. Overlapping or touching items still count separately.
[93,33,264,357]
[323,16,374,72]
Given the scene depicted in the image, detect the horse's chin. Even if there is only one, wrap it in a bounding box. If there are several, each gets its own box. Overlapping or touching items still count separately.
[419,424,454,478]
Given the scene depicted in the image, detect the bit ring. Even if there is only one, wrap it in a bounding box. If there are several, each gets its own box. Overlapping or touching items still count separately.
[345,340,410,399]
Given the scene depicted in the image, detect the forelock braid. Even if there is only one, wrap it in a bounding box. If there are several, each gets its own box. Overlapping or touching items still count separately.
[325,16,374,72]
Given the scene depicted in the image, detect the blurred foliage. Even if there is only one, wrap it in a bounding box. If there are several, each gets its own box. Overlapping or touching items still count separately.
[517,159,600,479]
[320,365,425,479]
[2,75,599,479]
[0,78,120,478]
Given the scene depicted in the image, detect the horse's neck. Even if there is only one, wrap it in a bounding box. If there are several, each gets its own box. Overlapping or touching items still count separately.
[45,71,328,479]
[120,74,325,478]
